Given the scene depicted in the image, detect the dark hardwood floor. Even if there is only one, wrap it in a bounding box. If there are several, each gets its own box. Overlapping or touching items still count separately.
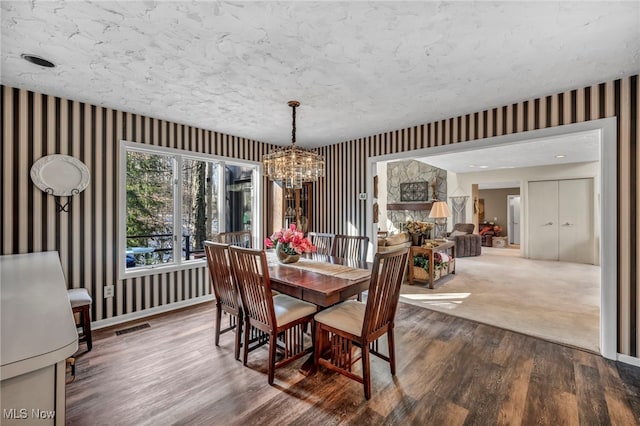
[66,301,640,425]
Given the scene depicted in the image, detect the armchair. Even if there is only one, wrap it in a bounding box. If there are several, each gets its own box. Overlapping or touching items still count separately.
[447,223,482,257]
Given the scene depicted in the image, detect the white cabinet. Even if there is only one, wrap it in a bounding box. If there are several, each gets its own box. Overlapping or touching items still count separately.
[527,178,595,264]
[1,252,78,426]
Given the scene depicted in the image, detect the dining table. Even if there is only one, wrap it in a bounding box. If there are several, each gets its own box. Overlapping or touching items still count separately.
[265,252,373,375]
[266,252,372,307]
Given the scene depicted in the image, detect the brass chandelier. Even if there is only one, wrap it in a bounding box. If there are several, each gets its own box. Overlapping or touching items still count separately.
[262,101,325,189]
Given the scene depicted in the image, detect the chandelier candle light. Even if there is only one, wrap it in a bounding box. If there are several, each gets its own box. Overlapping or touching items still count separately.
[263,101,325,189]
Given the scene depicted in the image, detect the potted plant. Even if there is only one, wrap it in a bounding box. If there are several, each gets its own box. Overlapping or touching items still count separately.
[405,220,434,246]
[413,252,448,280]
[265,224,316,264]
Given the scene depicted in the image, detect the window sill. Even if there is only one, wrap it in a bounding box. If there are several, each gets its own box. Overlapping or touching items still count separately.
[119,258,207,280]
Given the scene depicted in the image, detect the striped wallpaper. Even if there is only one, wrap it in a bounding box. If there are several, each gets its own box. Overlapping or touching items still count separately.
[1,74,638,360]
[313,75,639,359]
[0,85,275,323]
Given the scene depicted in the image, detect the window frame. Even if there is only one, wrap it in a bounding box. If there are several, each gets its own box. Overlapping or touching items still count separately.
[118,140,262,280]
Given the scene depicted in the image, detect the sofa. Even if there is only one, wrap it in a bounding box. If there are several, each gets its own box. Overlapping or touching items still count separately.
[377,231,412,253]
[447,223,482,257]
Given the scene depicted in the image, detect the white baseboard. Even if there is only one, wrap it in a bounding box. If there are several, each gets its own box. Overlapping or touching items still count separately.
[91,295,215,330]
[617,353,640,367]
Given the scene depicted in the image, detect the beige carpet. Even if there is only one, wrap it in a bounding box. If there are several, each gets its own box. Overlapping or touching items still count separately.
[400,247,600,353]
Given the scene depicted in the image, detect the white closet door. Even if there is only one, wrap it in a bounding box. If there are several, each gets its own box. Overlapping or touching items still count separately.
[528,180,559,260]
[558,178,594,264]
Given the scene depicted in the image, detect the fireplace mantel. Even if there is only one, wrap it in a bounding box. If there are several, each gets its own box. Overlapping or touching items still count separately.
[386,202,433,211]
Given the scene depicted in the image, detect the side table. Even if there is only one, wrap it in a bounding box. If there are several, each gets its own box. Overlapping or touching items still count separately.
[408,241,456,289]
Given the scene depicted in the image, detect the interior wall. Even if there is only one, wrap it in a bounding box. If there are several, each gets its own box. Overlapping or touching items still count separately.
[2,75,638,360]
[313,75,638,360]
[375,160,388,232]
[385,160,447,230]
[1,85,275,323]
[453,161,601,261]
[449,162,600,223]
[478,188,521,228]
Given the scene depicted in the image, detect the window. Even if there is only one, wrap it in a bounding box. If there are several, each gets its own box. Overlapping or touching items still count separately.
[119,141,261,278]
[223,164,255,233]
[181,157,220,261]
[125,150,175,266]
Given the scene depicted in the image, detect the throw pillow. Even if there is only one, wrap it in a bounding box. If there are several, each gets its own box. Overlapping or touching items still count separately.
[450,230,468,237]
[385,232,409,246]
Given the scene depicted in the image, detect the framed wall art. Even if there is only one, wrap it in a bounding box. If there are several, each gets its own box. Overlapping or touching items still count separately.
[373,175,378,198]
[400,181,428,202]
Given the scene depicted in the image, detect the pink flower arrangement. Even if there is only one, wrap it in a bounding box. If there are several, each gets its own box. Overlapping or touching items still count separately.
[265,224,316,255]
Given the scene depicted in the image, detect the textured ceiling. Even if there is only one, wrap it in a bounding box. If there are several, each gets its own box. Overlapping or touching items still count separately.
[1,1,639,148]
[416,130,600,174]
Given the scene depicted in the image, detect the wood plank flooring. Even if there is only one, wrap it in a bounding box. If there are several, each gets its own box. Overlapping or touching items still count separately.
[66,301,640,425]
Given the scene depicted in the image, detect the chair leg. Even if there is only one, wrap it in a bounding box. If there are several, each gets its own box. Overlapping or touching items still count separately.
[387,327,396,375]
[214,304,222,346]
[268,333,277,385]
[65,357,76,384]
[362,344,371,400]
[234,315,242,361]
[313,324,323,369]
[243,317,251,366]
[81,304,92,351]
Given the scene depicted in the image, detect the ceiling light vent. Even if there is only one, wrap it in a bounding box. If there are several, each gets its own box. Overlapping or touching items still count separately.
[21,54,55,68]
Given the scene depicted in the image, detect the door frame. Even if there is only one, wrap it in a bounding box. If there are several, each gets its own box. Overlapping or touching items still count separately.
[366,117,617,361]
[507,194,520,245]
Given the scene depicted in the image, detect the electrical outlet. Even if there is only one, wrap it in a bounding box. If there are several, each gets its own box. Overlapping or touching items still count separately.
[104,285,114,298]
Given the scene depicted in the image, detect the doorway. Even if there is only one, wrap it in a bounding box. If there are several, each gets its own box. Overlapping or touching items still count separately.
[507,195,521,245]
[367,118,617,359]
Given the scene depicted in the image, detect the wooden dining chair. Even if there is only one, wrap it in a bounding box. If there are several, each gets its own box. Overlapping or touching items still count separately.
[229,246,317,385]
[332,234,369,261]
[67,288,93,352]
[204,241,243,359]
[313,247,409,399]
[213,230,253,248]
[308,232,335,256]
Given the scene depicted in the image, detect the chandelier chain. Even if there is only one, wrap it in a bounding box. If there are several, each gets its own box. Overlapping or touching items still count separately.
[291,103,296,146]
[262,100,324,189]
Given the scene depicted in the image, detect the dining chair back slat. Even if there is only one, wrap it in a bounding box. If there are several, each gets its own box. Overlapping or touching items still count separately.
[204,242,240,311]
[332,235,369,261]
[204,241,243,359]
[308,232,335,256]
[212,231,252,248]
[229,247,275,333]
[229,246,316,385]
[363,248,408,338]
[314,247,409,399]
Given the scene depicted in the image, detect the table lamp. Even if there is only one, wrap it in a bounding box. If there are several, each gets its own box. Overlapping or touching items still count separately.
[429,201,451,238]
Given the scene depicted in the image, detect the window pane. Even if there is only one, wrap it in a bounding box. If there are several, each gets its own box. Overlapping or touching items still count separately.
[182,159,219,260]
[224,165,254,233]
[121,141,262,276]
[125,151,175,267]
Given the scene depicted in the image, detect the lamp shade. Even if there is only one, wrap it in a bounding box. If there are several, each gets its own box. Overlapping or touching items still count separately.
[429,201,451,219]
